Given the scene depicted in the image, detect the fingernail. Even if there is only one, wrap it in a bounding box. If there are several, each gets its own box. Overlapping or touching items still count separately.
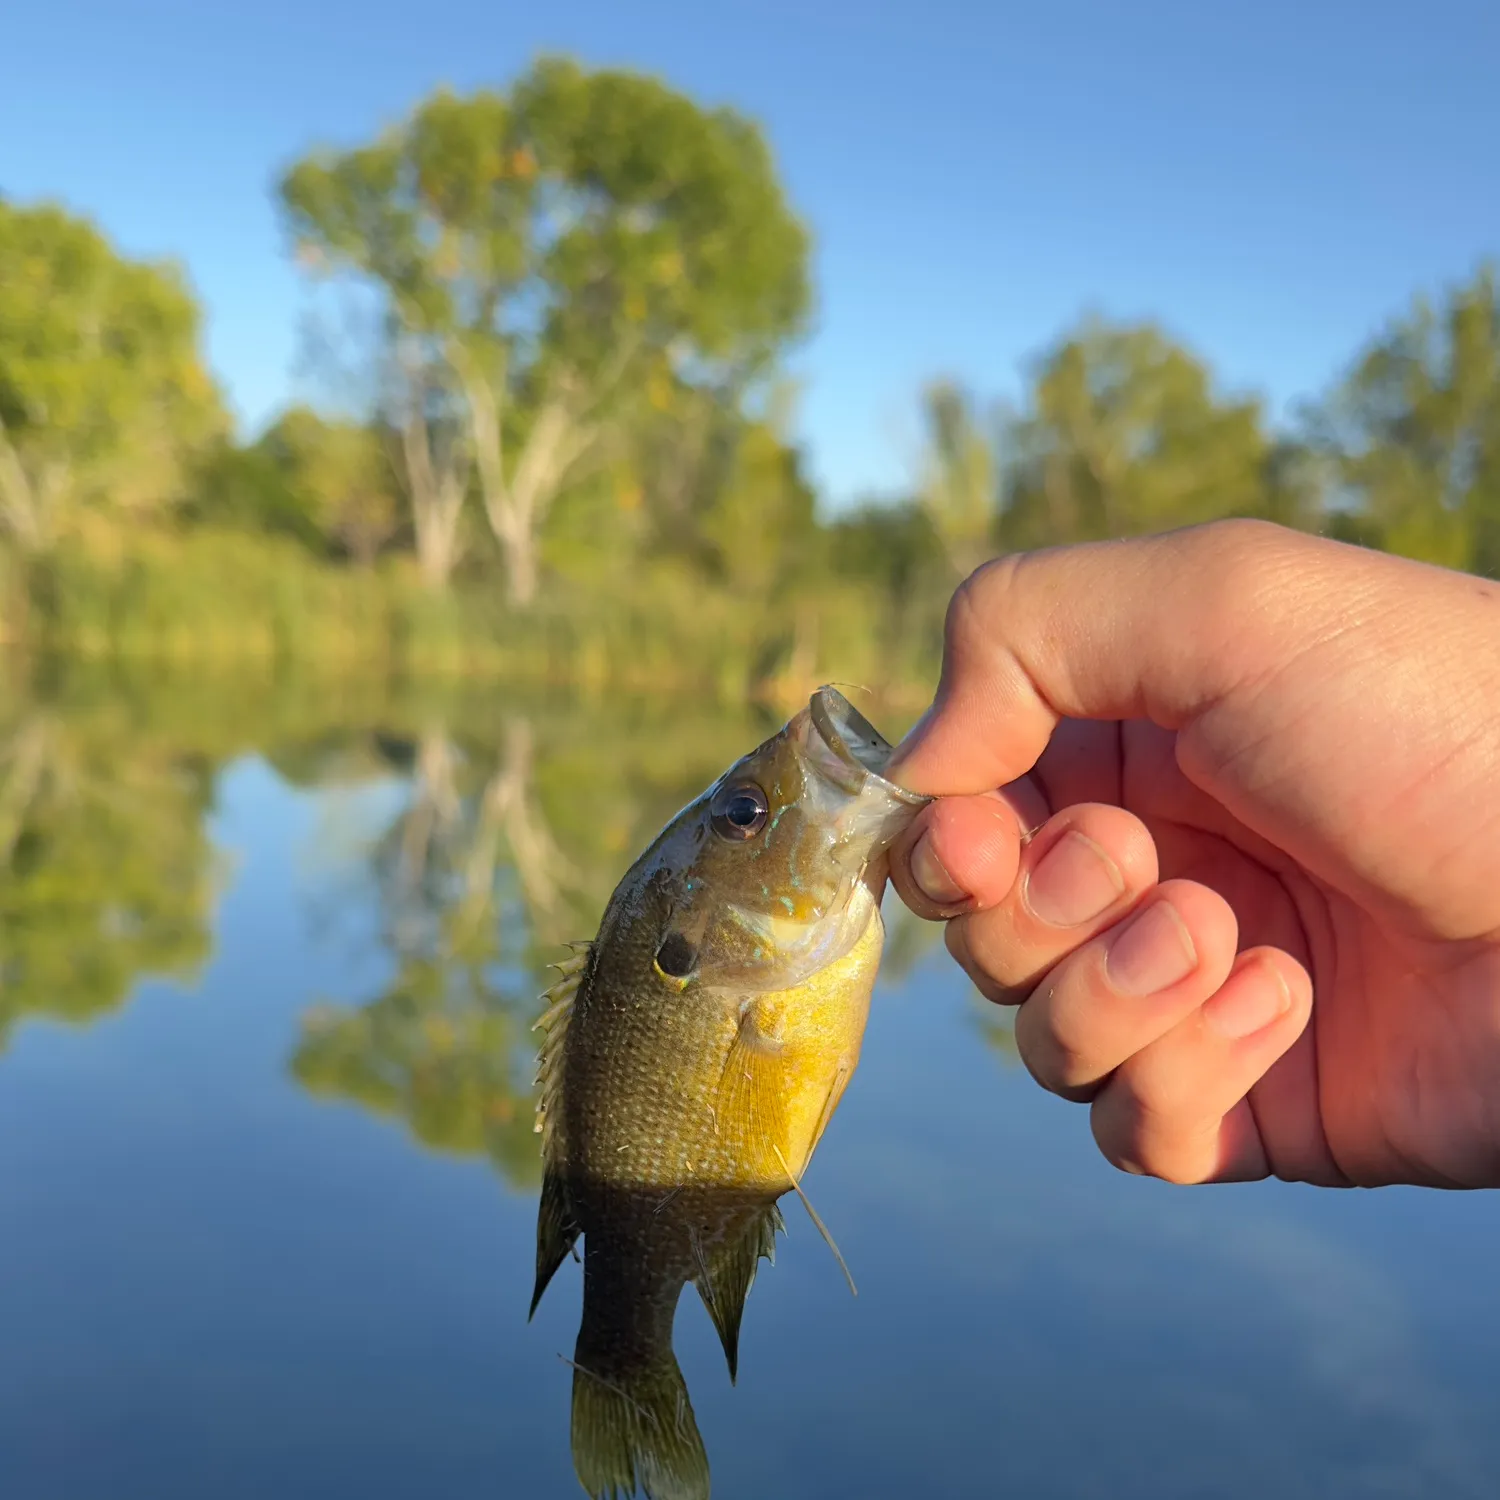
[1204,959,1292,1040]
[1105,902,1197,996]
[1024,831,1125,927]
[909,830,968,906]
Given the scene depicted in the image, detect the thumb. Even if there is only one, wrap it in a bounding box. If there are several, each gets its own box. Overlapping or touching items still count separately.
[887,520,1310,797]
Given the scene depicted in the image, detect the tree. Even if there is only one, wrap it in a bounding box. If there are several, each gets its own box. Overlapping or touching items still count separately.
[256,407,401,566]
[279,59,810,600]
[0,198,225,551]
[697,417,819,599]
[1001,319,1274,547]
[916,380,1002,577]
[1309,265,1500,574]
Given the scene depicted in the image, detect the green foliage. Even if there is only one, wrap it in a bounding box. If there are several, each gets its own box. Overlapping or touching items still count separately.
[512,57,810,375]
[1001,319,1274,548]
[1309,264,1500,573]
[3,58,1497,716]
[279,61,811,600]
[917,380,1002,576]
[696,419,820,597]
[826,498,950,685]
[0,197,226,550]
[6,523,939,711]
[254,406,401,564]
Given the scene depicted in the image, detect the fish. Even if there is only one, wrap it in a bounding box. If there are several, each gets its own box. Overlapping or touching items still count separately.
[528,686,929,1500]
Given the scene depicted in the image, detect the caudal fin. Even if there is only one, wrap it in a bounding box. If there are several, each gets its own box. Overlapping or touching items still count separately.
[570,1346,709,1500]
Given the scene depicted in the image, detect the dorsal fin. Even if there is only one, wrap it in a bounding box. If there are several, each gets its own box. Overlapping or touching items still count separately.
[529,943,591,1320]
[532,942,590,1161]
[691,1203,784,1383]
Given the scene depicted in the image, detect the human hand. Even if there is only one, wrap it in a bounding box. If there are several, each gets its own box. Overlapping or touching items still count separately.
[887,519,1500,1188]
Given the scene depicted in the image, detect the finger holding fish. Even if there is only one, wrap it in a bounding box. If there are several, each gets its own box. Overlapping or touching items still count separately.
[895,800,1160,1000]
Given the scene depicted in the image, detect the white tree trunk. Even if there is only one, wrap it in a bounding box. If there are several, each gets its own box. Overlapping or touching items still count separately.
[449,342,612,609]
[399,408,466,589]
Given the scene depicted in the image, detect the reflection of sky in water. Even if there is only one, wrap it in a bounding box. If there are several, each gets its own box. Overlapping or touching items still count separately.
[0,755,1497,1499]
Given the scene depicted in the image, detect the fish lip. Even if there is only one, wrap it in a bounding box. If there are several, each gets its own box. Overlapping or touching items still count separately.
[808,687,931,806]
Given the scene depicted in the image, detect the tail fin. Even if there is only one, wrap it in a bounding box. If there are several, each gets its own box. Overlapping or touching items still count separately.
[570,1347,710,1500]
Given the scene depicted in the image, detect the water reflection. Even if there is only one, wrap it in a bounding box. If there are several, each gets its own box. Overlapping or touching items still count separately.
[0,699,218,1049]
[290,719,590,1191]
[4,666,1497,1499]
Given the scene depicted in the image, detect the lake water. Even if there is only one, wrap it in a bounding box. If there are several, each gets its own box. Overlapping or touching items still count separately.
[1,668,1497,1499]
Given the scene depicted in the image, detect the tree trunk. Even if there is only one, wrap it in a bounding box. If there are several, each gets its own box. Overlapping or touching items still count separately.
[449,342,599,610]
[400,409,465,589]
[498,510,538,606]
[0,417,62,553]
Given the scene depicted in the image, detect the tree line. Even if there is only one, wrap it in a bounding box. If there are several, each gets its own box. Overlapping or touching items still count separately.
[1,55,1496,690]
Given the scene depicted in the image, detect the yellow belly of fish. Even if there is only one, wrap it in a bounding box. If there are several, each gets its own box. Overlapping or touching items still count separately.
[714,908,883,1190]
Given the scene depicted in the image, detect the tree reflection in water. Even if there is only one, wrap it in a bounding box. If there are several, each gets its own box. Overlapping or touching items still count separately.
[0,700,219,1050]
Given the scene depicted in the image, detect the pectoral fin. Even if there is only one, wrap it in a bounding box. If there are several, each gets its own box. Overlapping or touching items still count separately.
[691,1203,784,1383]
[803,1060,854,1175]
[715,998,790,1173]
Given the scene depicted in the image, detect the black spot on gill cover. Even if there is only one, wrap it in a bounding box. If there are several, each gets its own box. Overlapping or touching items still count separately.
[655,932,698,978]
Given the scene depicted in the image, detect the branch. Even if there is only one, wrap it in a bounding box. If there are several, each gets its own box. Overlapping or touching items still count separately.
[447,339,510,524]
[0,413,41,549]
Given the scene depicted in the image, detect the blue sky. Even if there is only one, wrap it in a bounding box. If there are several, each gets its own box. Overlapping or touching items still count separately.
[2,1,1496,506]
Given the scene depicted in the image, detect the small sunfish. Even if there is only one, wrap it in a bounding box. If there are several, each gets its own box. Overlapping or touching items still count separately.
[529,686,929,1500]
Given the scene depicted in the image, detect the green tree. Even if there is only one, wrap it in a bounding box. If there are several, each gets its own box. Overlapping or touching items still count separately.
[0,198,225,551]
[697,417,819,599]
[916,379,1002,577]
[256,407,401,566]
[1310,265,1500,573]
[1001,319,1274,547]
[827,497,949,680]
[279,59,810,600]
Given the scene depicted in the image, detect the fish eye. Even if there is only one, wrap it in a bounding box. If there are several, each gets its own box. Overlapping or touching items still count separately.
[711,782,769,840]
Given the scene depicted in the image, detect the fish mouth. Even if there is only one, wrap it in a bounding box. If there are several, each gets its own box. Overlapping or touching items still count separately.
[807,687,930,807]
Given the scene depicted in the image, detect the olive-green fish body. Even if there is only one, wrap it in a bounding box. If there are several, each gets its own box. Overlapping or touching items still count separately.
[530,689,926,1500]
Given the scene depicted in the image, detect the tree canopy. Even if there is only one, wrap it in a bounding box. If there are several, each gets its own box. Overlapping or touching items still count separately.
[998,319,1274,549]
[1310,265,1500,574]
[0,198,225,550]
[279,60,811,599]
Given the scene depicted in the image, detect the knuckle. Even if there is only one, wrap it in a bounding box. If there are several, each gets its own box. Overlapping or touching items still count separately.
[944,919,1017,1005]
[950,553,1019,626]
[1091,1087,1218,1184]
[951,911,1044,1000]
[942,551,1048,672]
[1188,518,1297,643]
[1016,983,1095,1094]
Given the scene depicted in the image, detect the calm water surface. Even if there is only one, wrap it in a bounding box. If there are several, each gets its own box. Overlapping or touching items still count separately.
[0,671,1496,1499]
